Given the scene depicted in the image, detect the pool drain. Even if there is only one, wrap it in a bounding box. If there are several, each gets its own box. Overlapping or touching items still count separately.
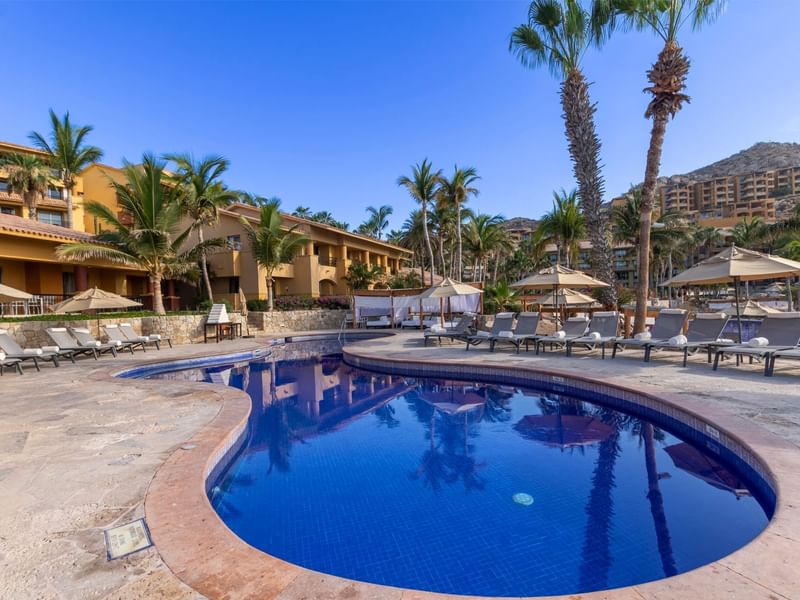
[513,493,534,506]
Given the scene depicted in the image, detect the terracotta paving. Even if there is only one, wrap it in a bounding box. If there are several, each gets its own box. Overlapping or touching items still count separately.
[2,330,799,599]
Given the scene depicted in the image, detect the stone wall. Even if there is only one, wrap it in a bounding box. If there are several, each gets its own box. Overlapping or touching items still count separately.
[247,309,347,334]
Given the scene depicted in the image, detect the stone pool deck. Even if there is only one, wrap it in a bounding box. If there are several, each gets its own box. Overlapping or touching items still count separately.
[1,330,799,599]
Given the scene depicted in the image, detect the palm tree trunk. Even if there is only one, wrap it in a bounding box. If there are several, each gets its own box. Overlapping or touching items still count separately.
[198,228,214,302]
[266,274,275,311]
[643,423,677,576]
[635,40,690,333]
[438,234,446,279]
[561,69,617,305]
[26,192,38,222]
[421,203,435,285]
[456,204,463,280]
[63,183,74,229]
[492,252,500,283]
[151,273,166,315]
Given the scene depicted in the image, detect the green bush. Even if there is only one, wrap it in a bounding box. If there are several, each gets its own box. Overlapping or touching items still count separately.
[199,299,234,313]
[0,310,202,323]
[246,295,350,312]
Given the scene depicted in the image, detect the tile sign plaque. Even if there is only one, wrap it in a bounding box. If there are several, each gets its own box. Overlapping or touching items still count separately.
[104,518,153,560]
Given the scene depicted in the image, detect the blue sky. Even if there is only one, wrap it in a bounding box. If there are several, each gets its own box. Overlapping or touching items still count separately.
[2,1,798,231]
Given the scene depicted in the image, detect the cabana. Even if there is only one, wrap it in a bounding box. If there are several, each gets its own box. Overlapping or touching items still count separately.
[352,284,483,328]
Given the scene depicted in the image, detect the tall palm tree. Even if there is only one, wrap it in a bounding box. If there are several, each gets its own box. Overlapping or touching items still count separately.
[239,203,309,311]
[165,153,237,302]
[732,216,767,249]
[56,154,220,314]
[437,166,480,279]
[292,206,313,219]
[540,188,586,268]
[1,153,51,221]
[596,0,725,331]
[463,213,506,282]
[398,159,441,285]
[510,0,616,304]
[29,109,103,229]
[395,210,428,284]
[363,205,394,240]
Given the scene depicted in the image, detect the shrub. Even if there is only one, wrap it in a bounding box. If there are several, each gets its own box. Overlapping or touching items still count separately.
[199,299,234,313]
[246,295,350,312]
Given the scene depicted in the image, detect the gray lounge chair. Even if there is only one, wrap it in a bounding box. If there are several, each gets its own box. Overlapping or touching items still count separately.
[69,327,128,356]
[46,327,105,360]
[534,316,589,355]
[489,312,541,354]
[644,313,732,367]
[713,313,800,374]
[611,309,688,360]
[767,346,800,377]
[0,329,76,371]
[566,311,620,359]
[465,312,515,351]
[119,322,171,349]
[424,313,476,346]
[0,352,23,375]
[104,324,147,352]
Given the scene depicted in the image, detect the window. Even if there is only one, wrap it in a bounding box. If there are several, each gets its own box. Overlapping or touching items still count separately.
[227,235,241,250]
[62,272,76,295]
[38,210,65,226]
[0,206,16,216]
[0,179,8,192]
[228,277,240,294]
[47,187,62,200]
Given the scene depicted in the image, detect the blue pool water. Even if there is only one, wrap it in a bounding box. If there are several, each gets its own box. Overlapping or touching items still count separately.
[148,349,772,597]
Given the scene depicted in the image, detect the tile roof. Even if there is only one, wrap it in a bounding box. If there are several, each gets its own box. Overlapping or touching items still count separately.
[0,213,95,242]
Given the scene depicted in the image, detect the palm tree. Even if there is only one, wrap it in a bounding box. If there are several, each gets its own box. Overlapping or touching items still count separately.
[239,203,309,311]
[540,188,586,268]
[437,166,480,279]
[165,153,237,302]
[292,206,313,219]
[344,261,384,290]
[398,159,441,285]
[596,0,725,331]
[29,109,103,229]
[0,153,51,221]
[463,213,506,282]
[484,281,521,313]
[395,210,428,284]
[511,0,616,304]
[732,216,767,249]
[363,205,394,240]
[56,154,220,314]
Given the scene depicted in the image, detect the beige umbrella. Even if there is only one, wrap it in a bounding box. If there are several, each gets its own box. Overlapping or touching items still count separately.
[534,288,598,307]
[419,277,483,324]
[665,245,800,340]
[511,265,609,324]
[0,283,33,302]
[732,300,781,318]
[50,287,142,313]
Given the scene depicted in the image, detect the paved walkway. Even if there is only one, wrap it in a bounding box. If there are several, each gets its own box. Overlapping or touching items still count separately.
[1,331,798,599]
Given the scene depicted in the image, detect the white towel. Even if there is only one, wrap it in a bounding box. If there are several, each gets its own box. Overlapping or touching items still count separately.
[497,331,514,339]
[148,334,162,341]
[23,348,44,355]
[668,335,688,346]
[716,338,734,344]
[0,351,5,361]
[430,325,445,334]
[476,330,491,338]
[634,332,651,341]
[553,330,566,340]
[42,346,60,353]
[588,331,601,341]
[747,337,769,347]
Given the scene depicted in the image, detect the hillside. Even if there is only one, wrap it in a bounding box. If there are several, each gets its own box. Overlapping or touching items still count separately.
[682,142,800,181]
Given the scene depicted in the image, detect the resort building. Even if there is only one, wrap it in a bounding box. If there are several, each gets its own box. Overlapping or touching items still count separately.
[0,142,410,311]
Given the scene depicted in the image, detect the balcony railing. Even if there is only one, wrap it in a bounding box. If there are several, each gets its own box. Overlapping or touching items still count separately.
[318,255,339,267]
[0,294,147,316]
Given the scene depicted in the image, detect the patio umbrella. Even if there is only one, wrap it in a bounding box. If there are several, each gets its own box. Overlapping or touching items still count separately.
[0,283,33,302]
[534,287,599,307]
[511,265,609,324]
[665,245,800,341]
[514,414,614,449]
[733,300,781,318]
[419,277,483,323]
[49,287,142,313]
[664,442,750,498]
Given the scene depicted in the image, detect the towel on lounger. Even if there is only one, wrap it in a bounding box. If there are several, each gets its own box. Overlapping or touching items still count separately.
[588,332,601,341]
[430,325,445,334]
[634,332,651,341]
[747,337,769,347]
[497,331,514,339]
[668,335,688,346]
[553,330,566,340]
[22,348,44,355]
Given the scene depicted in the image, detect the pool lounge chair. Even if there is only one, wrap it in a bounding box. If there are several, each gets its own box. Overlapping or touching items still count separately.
[611,309,688,360]
[565,311,620,359]
[713,313,800,374]
[69,327,129,356]
[465,312,515,351]
[0,351,23,375]
[45,327,109,360]
[104,324,148,352]
[489,312,541,354]
[424,313,476,346]
[767,346,800,377]
[643,313,732,367]
[533,316,589,355]
[120,322,171,349]
[0,329,76,371]
[365,315,392,328]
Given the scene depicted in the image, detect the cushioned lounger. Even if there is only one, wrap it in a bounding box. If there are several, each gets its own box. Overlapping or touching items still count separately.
[565,311,620,359]
[0,329,75,371]
[643,313,732,367]
[119,322,171,349]
[424,314,476,346]
[767,346,800,376]
[69,327,128,356]
[45,327,104,360]
[713,313,800,374]
[490,312,542,353]
[104,325,147,352]
[0,351,23,375]
[611,309,688,360]
[534,317,589,355]
[465,312,514,351]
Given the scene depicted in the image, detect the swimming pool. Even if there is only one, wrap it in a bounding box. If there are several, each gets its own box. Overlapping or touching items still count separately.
[146,346,773,597]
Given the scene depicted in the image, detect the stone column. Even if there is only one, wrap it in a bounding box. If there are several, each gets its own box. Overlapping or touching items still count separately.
[74,266,89,292]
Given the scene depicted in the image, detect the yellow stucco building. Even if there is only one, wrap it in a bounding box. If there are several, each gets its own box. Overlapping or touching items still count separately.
[0,141,410,310]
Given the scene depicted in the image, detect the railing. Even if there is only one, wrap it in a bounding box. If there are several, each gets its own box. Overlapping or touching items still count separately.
[0,294,147,316]
[319,255,338,267]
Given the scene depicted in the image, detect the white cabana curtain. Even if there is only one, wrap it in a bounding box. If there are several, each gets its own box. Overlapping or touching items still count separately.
[353,293,481,322]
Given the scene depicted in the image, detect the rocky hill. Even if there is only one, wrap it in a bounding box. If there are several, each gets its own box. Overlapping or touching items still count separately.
[681,142,800,181]
[502,216,539,231]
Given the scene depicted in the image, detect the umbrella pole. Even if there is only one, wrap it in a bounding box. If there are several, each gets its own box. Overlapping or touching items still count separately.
[554,284,559,328]
[733,277,743,343]
[787,277,795,312]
